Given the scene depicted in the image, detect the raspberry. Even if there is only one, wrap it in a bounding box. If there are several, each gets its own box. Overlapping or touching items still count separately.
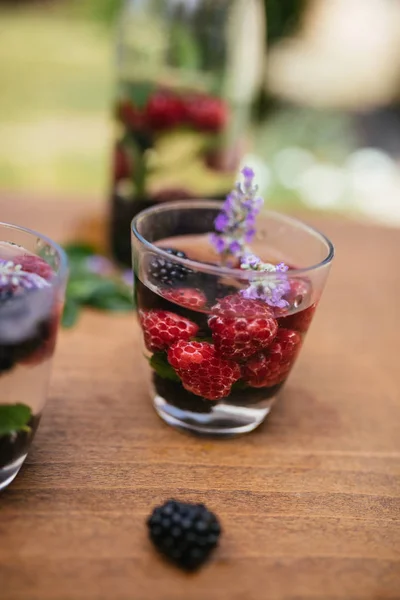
[113,144,131,182]
[168,340,241,400]
[117,100,145,130]
[20,310,60,367]
[145,91,185,130]
[185,95,227,132]
[164,288,207,310]
[147,499,221,571]
[208,294,278,360]
[243,328,302,388]
[278,304,316,333]
[18,254,54,281]
[139,310,199,352]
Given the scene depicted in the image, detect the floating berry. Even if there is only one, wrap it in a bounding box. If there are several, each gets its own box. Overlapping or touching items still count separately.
[208,294,278,360]
[113,144,131,182]
[163,288,207,310]
[168,340,240,400]
[139,310,199,353]
[185,95,227,132]
[149,248,193,287]
[145,91,185,130]
[17,255,54,282]
[243,328,301,388]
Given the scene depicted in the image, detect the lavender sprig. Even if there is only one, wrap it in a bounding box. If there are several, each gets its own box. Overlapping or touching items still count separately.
[211,168,290,309]
[210,167,264,265]
[0,260,49,291]
[240,254,290,309]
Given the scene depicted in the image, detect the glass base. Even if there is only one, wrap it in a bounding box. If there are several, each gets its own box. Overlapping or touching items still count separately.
[154,394,274,437]
[0,454,26,491]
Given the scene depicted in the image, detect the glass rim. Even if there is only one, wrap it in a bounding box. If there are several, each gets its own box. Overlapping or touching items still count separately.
[131,200,335,279]
[0,221,69,285]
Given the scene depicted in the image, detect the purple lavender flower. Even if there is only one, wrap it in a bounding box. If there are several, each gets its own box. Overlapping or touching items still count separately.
[239,255,290,308]
[215,212,230,232]
[241,166,255,180]
[229,240,242,255]
[85,255,114,276]
[122,270,134,287]
[210,166,263,263]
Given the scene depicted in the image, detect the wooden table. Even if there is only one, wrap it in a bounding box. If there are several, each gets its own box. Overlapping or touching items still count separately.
[1,193,399,599]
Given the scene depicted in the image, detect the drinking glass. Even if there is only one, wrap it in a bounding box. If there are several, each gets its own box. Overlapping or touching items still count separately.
[0,223,68,490]
[131,201,334,436]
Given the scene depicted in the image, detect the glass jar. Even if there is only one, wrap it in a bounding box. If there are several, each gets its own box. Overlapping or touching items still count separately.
[109,0,266,265]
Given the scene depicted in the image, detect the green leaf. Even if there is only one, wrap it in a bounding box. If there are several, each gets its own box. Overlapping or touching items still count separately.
[62,299,81,328]
[150,353,180,382]
[64,243,97,260]
[122,81,155,109]
[67,275,117,303]
[0,404,32,436]
[231,380,248,391]
[88,291,133,312]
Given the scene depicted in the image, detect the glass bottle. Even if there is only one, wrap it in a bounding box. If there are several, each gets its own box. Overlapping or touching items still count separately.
[109,0,266,265]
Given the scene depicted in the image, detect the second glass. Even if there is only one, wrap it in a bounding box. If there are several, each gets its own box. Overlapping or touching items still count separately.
[0,223,68,490]
[132,202,334,436]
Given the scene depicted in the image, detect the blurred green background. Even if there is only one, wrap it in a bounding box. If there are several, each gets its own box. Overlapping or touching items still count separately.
[1,0,400,223]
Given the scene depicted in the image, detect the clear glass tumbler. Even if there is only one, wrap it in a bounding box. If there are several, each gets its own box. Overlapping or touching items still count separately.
[131,201,334,436]
[0,223,68,490]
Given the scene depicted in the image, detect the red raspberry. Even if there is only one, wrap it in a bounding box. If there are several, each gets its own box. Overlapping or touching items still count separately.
[18,254,54,281]
[185,95,227,132]
[163,288,207,310]
[145,91,185,130]
[21,307,61,367]
[117,100,145,130]
[113,144,131,182]
[243,328,302,388]
[208,294,278,360]
[278,304,316,333]
[168,340,241,400]
[139,309,199,352]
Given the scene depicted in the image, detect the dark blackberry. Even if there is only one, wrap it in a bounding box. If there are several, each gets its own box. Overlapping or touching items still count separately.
[147,499,221,571]
[153,374,213,414]
[149,248,193,287]
[0,287,14,303]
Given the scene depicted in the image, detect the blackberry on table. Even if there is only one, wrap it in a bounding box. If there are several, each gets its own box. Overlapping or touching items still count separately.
[147,499,221,571]
[149,248,193,287]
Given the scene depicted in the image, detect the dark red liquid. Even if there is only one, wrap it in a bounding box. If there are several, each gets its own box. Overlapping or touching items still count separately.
[134,273,315,414]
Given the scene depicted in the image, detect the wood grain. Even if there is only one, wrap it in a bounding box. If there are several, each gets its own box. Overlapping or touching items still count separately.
[0,192,399,600]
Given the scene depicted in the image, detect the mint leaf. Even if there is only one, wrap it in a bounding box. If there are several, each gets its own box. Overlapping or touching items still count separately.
[67,275,117,303]
[88,290,133,312]
[0,404,32,436]
[64,243,97,260]
[231,380,248,391]
[150,353,180,382]
[122,81,155,109]
[62,299,81,328]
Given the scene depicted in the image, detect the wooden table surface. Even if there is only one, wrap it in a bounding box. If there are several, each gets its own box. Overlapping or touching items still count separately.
[1,193,399,600]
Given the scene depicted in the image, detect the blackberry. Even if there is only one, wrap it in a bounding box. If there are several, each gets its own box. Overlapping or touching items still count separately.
[147,499,221,570]
[0,287,14,303]
[149,248,193,287]
[153,374,213,414]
